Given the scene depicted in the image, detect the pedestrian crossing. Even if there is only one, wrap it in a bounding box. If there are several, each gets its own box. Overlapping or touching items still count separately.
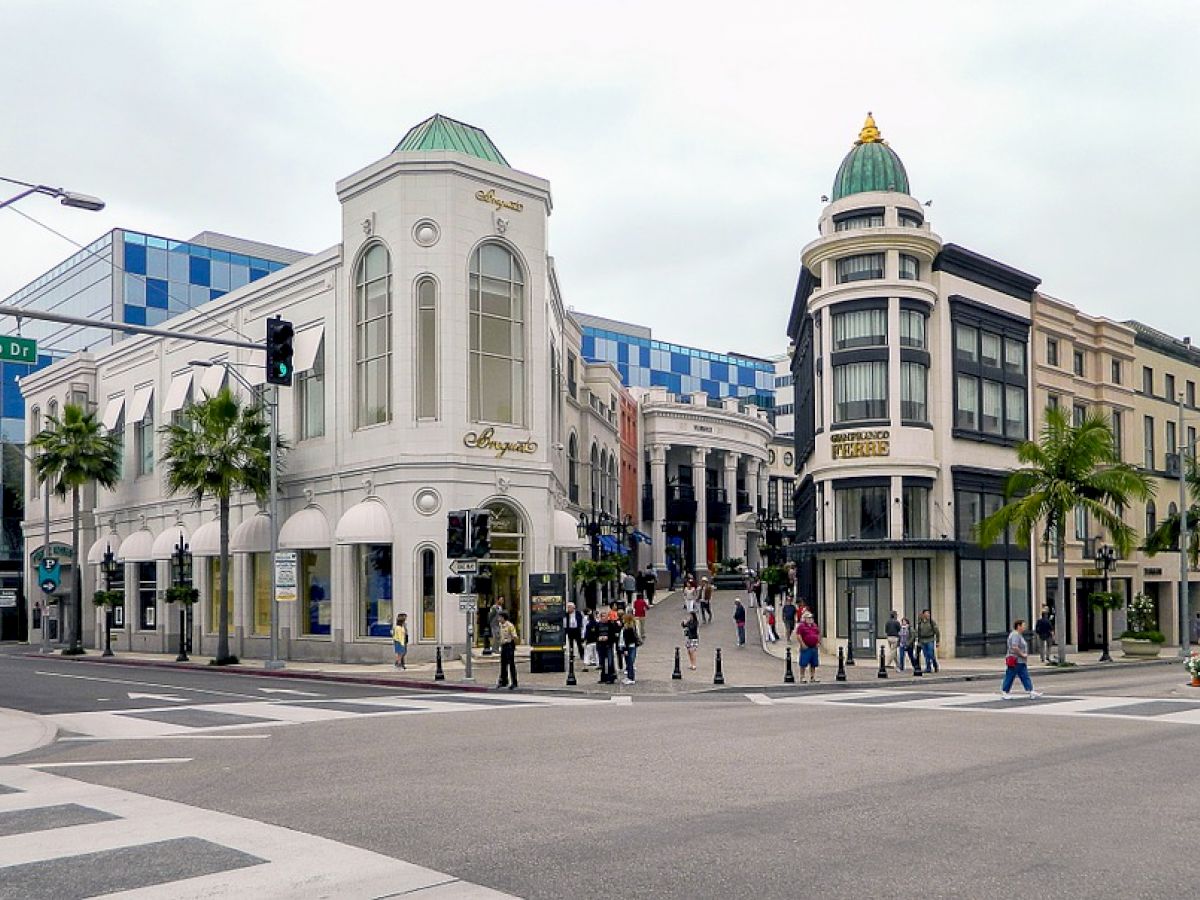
[748,688,1200,726]
[49,692,611,741]
[0,764,517,899]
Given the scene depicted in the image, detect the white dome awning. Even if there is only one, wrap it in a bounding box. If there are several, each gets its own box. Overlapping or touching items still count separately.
[335,496,393,544]
[279,505,331,550]
[554,509,588,549]
[117,528,155,563]
[231,513,272,554]
[152,525,190,560]
[88,532,122,565]
[190,519,222,557]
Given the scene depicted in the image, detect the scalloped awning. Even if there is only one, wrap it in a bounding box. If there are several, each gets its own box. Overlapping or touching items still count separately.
[335,497,393,544]
[117,529,155,563]
[279,505,331,550]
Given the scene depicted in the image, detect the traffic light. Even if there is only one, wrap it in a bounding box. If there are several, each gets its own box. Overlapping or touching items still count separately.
[473,572,493,595]
[265,316,295,386]
[470,510,490,558]
[447,576,465,594]
[447,510,468,559]
[39,558,60,594]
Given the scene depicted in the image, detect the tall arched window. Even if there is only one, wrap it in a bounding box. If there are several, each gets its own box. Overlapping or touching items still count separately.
[418,546,437,641]
[607,454,617,515]
[599,449,608,512]
[469,243,525,425]
[1145,500,1157,536]
[355,243,392,427]
[590,443,599,510]
[567,433,579,504]
[415,277,438,419]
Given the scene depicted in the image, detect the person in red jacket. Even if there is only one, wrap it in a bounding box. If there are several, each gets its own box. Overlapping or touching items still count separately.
[632,594,648,640]
[795,610,821,683]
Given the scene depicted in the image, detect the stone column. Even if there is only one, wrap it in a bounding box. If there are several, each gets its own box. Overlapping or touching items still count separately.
[757,462,770,516]
[692,447,709,575]
[724,452,739,562]
[650,443,668,569]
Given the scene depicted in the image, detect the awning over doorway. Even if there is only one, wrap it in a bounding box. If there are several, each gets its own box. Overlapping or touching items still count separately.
[553,510,587,549]
[151,524,190,561]
[190,518,222,557]
[335,497,393,544]
[117,528,155,562]
[230,513,272,554]
[279,505,331,550]
[87,531,121,565]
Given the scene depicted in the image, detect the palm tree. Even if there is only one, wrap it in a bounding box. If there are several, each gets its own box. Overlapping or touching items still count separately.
[160,387,275,665]
[31,404,121,655]
[1143,455,1200,565]
[978,406,1153,664]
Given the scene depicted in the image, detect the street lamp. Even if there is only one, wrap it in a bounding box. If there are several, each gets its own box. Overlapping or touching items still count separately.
[0,176,105,212]
[756,510,783,567]
[171,533,193,662]
[100,544,118,658]
[1094,543,1117,663]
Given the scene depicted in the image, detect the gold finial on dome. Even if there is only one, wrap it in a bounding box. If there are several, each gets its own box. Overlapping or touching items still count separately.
[856,112,882,145]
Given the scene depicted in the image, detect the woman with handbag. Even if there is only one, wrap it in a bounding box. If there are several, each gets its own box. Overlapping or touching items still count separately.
[621,613,642,684]
[1000,619,1043,699]
[681,612,700,670]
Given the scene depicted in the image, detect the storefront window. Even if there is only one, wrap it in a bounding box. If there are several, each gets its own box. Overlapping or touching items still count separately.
[474,501,525,646]
[251,553,271,636]
[299,549,332,636]
[137,561,156,630]
[902,485,929,539]
[834,484,888,540]
[207,557,233,633]
[358,544,393,637]
[420,547,437,641]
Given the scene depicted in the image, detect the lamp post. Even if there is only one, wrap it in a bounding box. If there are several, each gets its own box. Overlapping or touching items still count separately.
[1178,392,1193,658]
[0,176,105,212]
[756,510,783,567]
[844,586,856,666]
[100,544,118,657]
[1094,543,1117,663]
[172,533,193,662]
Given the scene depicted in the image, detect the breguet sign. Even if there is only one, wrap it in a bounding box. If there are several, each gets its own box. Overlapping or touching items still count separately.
[463,427,538,458]
[475,189,523,212]
[831,429,890,459]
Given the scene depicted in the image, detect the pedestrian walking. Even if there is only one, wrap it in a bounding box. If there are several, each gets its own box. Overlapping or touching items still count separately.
[700,577,713,623]
[796,611,821,683]
[897,616,914,672]
[622,571,637,605]
[644,564,657,605]
[496,611,519,690]
[392,613,408,669]
[1035,607,1054,663]
[583,609,599,670]
[1000,619,1042,699]
[609,608,625,674]
[633,594,648,640]
[885,610,901,668]
[487,597,505,655]
[764,601,779,642]
[682,578,699,615]
[564,601,585,662]
[733,598,747,646]
[621,613,642,684]
[915,609,940,673]
[681,611,700,670]
[782,597,797,642]
[595,609,617,684]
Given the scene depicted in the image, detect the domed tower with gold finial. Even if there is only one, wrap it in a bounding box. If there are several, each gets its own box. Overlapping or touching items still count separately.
[831,112,911,200]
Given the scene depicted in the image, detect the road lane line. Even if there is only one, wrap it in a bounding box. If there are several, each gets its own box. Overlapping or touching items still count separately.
[59,734,271,742]
[744,693,775,705]
[35,671,261,700]
[27,758,193,769]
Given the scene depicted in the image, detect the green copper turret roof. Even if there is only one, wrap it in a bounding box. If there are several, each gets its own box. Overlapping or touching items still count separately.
[394,114,509,167]
[831,113,909,200]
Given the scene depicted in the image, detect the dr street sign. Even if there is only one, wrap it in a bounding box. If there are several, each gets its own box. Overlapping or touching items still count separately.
[0,336,37,364]
[450,558,478,575]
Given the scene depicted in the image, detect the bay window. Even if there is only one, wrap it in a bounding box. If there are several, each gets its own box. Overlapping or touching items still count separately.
[899,253,920,280]
[833,361,887,422]
[835,253,884,284]
[900,309,926,348]
[832,308,886,349]
[951,300,1029,444]
[834,482,889,540]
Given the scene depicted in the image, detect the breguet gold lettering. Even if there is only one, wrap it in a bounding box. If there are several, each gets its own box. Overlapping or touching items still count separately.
[475,189,524,212]
[463,427,538,458]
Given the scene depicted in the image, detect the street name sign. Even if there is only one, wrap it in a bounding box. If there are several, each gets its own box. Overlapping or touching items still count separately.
[450,558,478,575]
[274,551,298,602]
[0,336,37,364]
[458,594,478,613]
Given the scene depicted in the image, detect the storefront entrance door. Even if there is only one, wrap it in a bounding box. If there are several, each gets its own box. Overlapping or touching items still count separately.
[848,577,876,656]
[1075,578,1104,652]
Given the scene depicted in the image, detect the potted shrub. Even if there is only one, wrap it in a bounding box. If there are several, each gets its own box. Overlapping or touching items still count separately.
[1185,650,1200,688]
[1118,593,1166,658]
[760,565,786,602]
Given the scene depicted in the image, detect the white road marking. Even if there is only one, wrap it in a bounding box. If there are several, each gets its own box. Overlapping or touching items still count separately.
[610,695,633,705]
[744,693,775,705]
[256,687,323,696]
[28,757,193,768]
[36,670,260,699]
[126,692,187,703]
[59,734,271,742]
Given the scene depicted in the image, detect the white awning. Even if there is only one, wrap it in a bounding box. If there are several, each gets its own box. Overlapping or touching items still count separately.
[151,524,190,561]
[88,532,121,565]
[335,497,393,544]
[190,519,222,557]
[127,385,153,425]
[245,350,266,387]
[100,396,125,431]
[197,364,226,398]
[117,528,155,562]
[279,505,331,550]
[162,371,193,415]
[554,509,588,549]
[294,325,324,373]
[230,513,272,554]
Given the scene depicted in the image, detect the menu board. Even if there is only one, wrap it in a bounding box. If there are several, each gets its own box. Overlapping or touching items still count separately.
[528,573,566,673]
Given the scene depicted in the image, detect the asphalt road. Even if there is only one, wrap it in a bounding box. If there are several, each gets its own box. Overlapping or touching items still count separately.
[2,650,1196,898]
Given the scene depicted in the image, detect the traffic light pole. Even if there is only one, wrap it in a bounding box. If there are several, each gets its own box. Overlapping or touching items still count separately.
[463,572,474,683]
[266,383,283,670]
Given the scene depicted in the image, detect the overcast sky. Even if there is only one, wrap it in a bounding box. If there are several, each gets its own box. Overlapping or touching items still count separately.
[2,1,1197,358]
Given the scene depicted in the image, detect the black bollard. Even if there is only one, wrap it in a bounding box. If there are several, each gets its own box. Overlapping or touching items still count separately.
[672,646,683,680]
[877,645,888,679]
[434,646,446,681]
[566,646,577,686]
[913,648,923,677]
[784,646,796,684]
[835,646,847,682]
[846,638,856,666]
[713,647,725,685]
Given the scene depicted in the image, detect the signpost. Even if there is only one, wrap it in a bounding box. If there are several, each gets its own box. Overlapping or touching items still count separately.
[450,559,478,575]
[274,551,298,603]
[0,336,37,364]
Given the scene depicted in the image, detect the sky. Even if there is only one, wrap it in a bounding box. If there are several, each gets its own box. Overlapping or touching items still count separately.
[1,0,1198,359]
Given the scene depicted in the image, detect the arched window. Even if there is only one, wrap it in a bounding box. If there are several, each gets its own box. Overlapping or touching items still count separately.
[599,449,608,512]
[607,454,617,515]
[415,277,438,419]
[469,243,525,425]
[479,500,526,643]
[590,443,599,510]
[567,433,579,504]
[1145,500,1157,536]
[418,546,437,641]
[355,243,392,427]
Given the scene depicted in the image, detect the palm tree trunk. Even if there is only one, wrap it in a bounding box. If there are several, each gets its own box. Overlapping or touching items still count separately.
[216,495,231,663]
[1056,527,1067,665]
[67,486,84,654]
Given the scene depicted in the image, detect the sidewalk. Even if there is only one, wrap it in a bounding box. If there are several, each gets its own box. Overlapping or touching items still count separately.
[0,707,57,759]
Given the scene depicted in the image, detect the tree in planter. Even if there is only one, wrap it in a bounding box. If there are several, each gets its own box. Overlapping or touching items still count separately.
[32,404,121,655]
[979,407,1153,665]
[571,559,599,610]
[1119,592,1166,644]
[759,565,787,602]
[160,387,279,666]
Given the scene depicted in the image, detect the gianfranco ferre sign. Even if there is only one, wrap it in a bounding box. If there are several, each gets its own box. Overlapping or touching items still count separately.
[475,189,523,212]
[830,429,890,459]
[463,427,538,458]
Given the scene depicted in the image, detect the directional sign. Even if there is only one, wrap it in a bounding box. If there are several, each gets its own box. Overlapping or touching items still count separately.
[0,336,37,364]
[450,558,478,575]
[458,595,478,613]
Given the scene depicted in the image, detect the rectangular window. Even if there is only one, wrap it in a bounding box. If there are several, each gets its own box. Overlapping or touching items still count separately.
[899,254,919,280]
[1047,393,1059,411]
[1144,416,1155,469]
[956,325,978,363]
[1046,338,1058,367]
[1075,504,1089,541]
[358,544,393,638]
[831,308,887,350]
[1112,410,1123,459]
[900,361,927,422]
[902,484,929,539]
[835,253,884,283]
[1167,420,1177,458]
[1073,349,1085,376]
[898,211,923,227]
[297,344,325,440]
[1166,374,1176,401]
[782,479,796,518]
[1073,403,1087,427]
[1004,385,1026,439]
[1143,366,1154,395]
[981,380,1003,435]
[959,559,984,635]
[300,549,332,636]
[1189,426,1197,456]
[1189,381,1196,408]
[899,309,926,349]
[903,559,931,623]
[136,409,154,476]
[985,560,1009,634]
[981,333,1001,369]
[834,213,884,231]
[1111,359,1122,384]
[137,561,156,631]
[955,374,978,430]
[356,248,392,427]
[834,485,888,540]
[251,553,271,636]
[955,490,983,543]
[416,279,438,418]
[1004,338,1025,374]
[833,361,887,422]
[567,353,578,398]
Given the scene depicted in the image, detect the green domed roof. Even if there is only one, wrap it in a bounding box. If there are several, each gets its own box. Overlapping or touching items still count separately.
[394,114,509,167]
[831,114,909,200]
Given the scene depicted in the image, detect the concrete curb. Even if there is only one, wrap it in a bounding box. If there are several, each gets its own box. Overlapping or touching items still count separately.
[0,707,57,759]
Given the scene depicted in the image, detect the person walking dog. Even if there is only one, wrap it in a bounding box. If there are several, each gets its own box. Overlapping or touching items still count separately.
[1000,619,1043,699]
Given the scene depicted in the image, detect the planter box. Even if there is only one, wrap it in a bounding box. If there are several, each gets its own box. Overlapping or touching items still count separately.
[1120,638,1163,658]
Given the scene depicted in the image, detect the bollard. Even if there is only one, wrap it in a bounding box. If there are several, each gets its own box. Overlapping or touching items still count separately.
[913,648,923,677]
[835,646,847,682]
[566,645,577,686]
[877,645,888,679]
[434,646,446,681]
[784,646,796,684]
[713,647,725,685]
[672,646,683,680]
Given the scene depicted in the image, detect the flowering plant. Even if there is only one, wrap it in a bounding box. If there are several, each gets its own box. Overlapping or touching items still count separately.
[1126,593,1158,634]
[1186,652,1200,679]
